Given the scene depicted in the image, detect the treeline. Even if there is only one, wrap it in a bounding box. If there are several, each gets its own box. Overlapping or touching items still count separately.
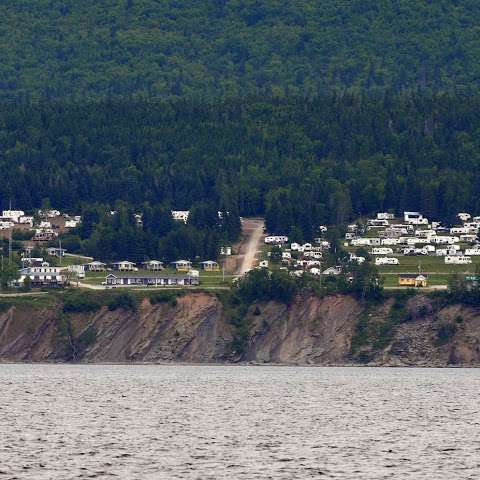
[64,201,240,262]
[0,0,479,100]
[1,93,480,242]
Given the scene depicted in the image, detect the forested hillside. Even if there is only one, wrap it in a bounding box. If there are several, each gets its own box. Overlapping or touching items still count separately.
[0,0,479,100]
[1,93,480,243]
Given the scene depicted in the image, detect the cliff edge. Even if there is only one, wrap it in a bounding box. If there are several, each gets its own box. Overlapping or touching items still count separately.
[0,292,479,366]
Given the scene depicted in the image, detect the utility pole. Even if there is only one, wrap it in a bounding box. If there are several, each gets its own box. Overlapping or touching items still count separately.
[59,238,62,266]
[8,229,12,265]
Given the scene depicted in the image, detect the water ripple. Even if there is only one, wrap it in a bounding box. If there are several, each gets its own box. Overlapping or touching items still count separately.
[0,365,479,479]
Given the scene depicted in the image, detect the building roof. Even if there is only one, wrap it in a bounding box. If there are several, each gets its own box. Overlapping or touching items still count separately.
[399,274,428,279]
[106,273,196,280]
[111,260,136,265]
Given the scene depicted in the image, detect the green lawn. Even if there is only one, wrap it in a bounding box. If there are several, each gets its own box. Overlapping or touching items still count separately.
[55,255,91,267]
[376,254,480,274]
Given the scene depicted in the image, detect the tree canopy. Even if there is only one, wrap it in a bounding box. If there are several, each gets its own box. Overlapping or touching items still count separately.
[0,0,479,101]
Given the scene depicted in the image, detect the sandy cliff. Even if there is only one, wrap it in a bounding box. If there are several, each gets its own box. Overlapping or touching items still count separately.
[0,292,479,365]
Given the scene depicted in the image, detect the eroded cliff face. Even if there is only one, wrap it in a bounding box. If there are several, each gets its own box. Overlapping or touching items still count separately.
[1,292,480,365]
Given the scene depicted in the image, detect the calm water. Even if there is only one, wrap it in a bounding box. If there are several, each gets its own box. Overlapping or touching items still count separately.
[0,365,479,479]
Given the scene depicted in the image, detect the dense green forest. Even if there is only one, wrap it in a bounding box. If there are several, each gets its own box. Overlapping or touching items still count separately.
[0,0,479,100]
[1,1,480,260]
[1,93,480,249]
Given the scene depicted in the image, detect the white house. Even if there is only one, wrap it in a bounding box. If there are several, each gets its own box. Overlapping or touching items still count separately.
[46,247,66,257]
[415,229,436,238]
[85,261,107,272]
[220,246,232,256]
[465,249,480,256]
[351,238,381,247]
[381,238,400,246]
[406,237,422,245]
[367,219,389,228]
[322,266,342,276]
[200,260,219,271]
[105,273,199,287]
[0,221,14,230]
[458,213,471,222]
[349,254,366,264]
[445,256,472,265]
[42,209,61,218]
[65,220,79,228]
[265,235,289,245]
[172,260,192,271]
[18,266,66,287]
[460,235,477,243]
[377,212,395,220]
[450,227,469,235]
[67,264,85,279]
[171,210,190,223]
[375,257,399,266]
[371,247,394,255]
[431,236,459,245]
[142,260,164,271]
[304,251,323,259]
[111,261,137,271]
[404,212,428,225]
[2,210,25,223]
[18,215,34,226]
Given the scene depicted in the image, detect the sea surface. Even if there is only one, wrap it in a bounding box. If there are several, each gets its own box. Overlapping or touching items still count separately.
[0,365,479,480]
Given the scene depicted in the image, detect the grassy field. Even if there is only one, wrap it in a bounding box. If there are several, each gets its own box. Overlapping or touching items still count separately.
[376,254,480,288]
[55,255,91,267]
[375,254,480,274]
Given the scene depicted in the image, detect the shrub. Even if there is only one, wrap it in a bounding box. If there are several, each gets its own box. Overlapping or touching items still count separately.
[236,268,298,303]
[107,292,138,312]
[149,291,179,307]
[63,292,101,313]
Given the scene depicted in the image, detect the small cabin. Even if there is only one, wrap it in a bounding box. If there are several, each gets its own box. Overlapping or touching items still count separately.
[172,260,192,271]
[111,260,137,271]
[398,274,428,288]
[142,260,164,271]
[200,260,219,271]
[86,261,107,272]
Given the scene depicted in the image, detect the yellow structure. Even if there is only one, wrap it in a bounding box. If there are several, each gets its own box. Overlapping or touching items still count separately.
[398,274,428,288]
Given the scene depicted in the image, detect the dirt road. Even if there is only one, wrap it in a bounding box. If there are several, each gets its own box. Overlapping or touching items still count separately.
[238,218,265,275]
